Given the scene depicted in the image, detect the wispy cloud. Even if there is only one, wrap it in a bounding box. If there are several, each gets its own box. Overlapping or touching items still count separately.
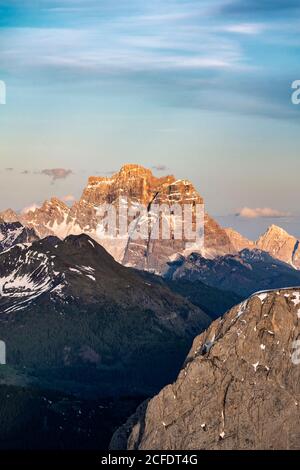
[152,165,168,172]
[41,168,73,182]
[62,194,76,203]
[0,0,299,121]
[224,23,265,34]
[236,207,291,218]
[0,25,242,73]
[221,0,300,15]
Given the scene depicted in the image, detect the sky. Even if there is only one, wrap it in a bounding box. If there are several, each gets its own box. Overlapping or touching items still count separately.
[0,0,299,238]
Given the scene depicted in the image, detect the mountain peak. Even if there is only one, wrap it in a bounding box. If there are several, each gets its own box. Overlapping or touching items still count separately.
[257,223,297,247]
[224,227,254,252]
[0,165,235,271]
[256,224,300,268]
[63,233,105,252]
[265,224,290,235]
[119,163,152,174]
[224,224,300,270]
[46,197,69,210]
[0,220,39,253]
[0,208,19,223]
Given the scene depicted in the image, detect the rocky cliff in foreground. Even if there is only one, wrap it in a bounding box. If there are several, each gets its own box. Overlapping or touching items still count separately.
[111,288,300,450]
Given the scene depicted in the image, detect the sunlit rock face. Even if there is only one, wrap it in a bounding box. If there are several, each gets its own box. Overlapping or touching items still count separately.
[2,165,235,273]
[224,227,255,252]
[256,225,300,269]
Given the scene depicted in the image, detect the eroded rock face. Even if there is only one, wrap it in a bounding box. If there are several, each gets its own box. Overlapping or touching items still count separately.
[224,228,255,252]
[1,167,298,272]
[1,165,235,273]
[224,225,300,270]
[0,209,19,224]
[79,165,175,207]
[257,225,300,269]
[110,288,300,450]
[68,166,210,272]
[0,221,39,252]
[22,198,70,239]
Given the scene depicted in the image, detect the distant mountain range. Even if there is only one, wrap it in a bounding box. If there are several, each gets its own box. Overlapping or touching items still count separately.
[1,165,299,398]
[164,248,300,297]
[0,224,240,449]
[0,233,212,397]
[226,224,300,269]
[0,164,299,272]
[0,164,299,450]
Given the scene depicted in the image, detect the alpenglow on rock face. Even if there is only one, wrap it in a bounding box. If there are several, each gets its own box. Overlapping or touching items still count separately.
[224,227,255,252]
[111,288,300,450]
[257,225,300,269]
[0,165,235,273]
[224,224,300,270]
[0,209,19,224]
[1,165,298,272]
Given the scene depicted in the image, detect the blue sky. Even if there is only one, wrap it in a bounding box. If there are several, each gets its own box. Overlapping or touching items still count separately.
[0,0,299,237]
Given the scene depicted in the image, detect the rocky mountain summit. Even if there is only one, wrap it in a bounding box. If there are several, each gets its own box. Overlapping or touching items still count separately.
[0,209,19,224]
[225,225,300,270]
[224,228,255,252]
[21,198,70,239]
[111,288,300,450]
[257,224,300,269]
[0,221,39,253]
[0,165,298,272]
[0,165,235,273]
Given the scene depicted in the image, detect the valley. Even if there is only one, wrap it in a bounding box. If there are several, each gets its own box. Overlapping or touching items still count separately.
[0,165,299,450]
